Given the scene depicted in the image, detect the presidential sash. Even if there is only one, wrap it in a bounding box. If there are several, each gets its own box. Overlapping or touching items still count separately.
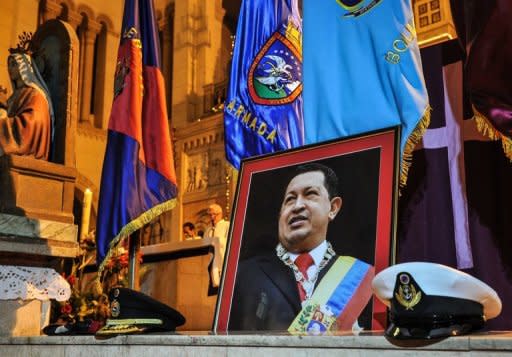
[288,256,374,334]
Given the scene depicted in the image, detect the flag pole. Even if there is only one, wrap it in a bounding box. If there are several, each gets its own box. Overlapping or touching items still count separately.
[95,0,178,282]
[128,231,141,290]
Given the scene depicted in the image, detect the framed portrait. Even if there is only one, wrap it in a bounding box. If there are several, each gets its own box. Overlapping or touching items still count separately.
[214,127,400,333]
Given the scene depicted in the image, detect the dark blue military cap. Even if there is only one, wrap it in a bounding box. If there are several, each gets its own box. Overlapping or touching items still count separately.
[95,287,185,336]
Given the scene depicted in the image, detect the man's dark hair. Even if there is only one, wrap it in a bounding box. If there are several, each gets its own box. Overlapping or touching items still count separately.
[183,221,195,230]
[290,163,339,199]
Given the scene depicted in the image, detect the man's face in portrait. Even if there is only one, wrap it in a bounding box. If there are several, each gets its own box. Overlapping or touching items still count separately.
[278,170,342,253]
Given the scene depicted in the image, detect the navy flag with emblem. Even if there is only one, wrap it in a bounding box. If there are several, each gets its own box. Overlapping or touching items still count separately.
[303,0,430,186]
[224,0,303,169]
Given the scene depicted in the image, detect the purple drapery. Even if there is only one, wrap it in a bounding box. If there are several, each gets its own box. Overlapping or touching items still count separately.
[398,3,512,328]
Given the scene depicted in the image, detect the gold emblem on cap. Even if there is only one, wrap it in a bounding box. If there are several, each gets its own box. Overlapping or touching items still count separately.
[111,299,121,317]
[395,273,421,310]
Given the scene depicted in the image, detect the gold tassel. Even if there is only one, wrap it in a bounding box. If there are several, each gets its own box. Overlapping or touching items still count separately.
[95,198,177,292]
[474,106,512,161]
[400,106,432,188]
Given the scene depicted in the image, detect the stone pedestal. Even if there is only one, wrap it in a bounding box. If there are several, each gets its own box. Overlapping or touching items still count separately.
[0,300,51,337]
[0,155,76,224]
[2,332,512,356]
[0,212,76,337]
[0,186,78,337]
[0,214,79,263]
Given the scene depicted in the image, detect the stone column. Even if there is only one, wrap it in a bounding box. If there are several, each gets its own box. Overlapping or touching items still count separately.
[42,0,62,22]
[160,19,173,113]
[97,30,119,129]
[79,20,102,124]
[64,10,84,113]
[65,10,83,31]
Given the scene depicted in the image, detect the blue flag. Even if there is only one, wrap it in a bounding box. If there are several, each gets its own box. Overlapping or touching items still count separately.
[303,0,429,185]
[96,0,177,273]
[224,0,303,169]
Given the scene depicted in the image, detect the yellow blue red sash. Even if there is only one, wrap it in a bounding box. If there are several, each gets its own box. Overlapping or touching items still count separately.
[288,256,374,334]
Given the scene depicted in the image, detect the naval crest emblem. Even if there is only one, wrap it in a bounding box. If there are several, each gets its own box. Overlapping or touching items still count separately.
[248,19,302,105]
[394,272,422,310]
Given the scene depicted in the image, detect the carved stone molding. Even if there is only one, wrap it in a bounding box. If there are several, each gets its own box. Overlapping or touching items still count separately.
[175,6,210,50]
[65,9,83,29]
[77,122,107,140]
[174,113,234,234]
[43,0,64,22]
[183,152,209,193]
[85,18,103,38]
[175,113,224,152]
[177,115,226,193]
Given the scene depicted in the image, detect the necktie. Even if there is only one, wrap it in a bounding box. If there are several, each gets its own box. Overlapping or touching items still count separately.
[295,253,314,302]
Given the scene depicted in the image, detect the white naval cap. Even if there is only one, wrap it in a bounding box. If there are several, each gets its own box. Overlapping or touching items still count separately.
[372,262,502,339]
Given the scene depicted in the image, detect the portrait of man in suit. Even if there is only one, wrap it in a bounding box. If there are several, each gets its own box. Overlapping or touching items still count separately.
[228,162,376,332]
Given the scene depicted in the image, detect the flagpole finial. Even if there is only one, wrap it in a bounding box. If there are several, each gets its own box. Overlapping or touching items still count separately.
[285,19,302,51]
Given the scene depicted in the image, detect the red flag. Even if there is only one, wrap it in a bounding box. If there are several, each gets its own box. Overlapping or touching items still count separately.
[96,0,177,272]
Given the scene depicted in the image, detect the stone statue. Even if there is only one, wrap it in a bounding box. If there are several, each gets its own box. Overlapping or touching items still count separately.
[0,35,54,160]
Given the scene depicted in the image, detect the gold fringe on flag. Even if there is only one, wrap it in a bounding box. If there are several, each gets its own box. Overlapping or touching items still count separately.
[95,198,177,293]
[400,106,432,188]
[473,106,512,161]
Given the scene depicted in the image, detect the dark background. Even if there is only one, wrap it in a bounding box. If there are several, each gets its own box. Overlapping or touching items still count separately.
[235,147,382,265]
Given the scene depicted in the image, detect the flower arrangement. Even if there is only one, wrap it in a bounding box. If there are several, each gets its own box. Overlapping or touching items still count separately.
[50,232,108,332]
[49,231,145,334]
[102,243,144,288]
